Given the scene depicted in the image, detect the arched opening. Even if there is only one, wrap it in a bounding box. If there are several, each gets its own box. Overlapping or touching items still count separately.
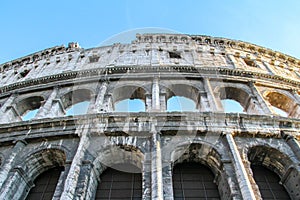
[219,87,250,113]
[26,167,63,200]
[172,162,220,199]
[112,86,146,112]
[264,91,294,117]
[247,146,293,199]
[115,99,145,112]
[65,101,90,116]
[251,165,290,199]
[61,89,92,116]
[16,96,44,121]
[167,96,197,112]
[166,84,199,112]
[95,163,142,199]
[1,149,66,200]
[221,99,245,113]
[271,105,288,117]
[171,143,222,199]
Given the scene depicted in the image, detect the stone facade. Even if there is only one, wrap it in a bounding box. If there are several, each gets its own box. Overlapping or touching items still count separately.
[0,33,299,199]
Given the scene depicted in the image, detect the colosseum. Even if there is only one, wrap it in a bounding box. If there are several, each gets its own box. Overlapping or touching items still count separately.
[0,33,299,200]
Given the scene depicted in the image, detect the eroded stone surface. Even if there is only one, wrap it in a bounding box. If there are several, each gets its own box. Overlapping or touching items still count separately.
[0,33,299,200]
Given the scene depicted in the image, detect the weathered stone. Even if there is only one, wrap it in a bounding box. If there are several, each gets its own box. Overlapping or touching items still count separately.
[0,33,299,200]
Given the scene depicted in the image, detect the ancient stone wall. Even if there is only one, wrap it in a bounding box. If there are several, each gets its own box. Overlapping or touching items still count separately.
[0,33,299,199]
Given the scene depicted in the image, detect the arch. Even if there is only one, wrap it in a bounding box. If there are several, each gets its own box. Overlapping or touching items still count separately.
[247,145,293,199]
[25,166,63,200]
[86,144,145,200]
[65,101,90,116]
[219,86,250,113]
[247,145,293,177]
[5,148,67,200]
[171,143,222,177]
[166,84,199,112]
[16,96,44,120]
[115,99,145,112]
[112,85,147,112]
[95,163,142,200]
[93,144,144,173]
[250,165,290,199]
[23,148,66,180]
[171,143,222,199]
[264,91,298,117]
[221,99,245,113]
[61,89,92,115]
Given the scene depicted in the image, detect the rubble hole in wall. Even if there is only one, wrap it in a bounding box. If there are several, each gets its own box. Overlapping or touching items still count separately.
[169,51,181,59]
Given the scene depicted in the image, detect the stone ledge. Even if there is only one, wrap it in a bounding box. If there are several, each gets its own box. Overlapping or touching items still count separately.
[1,66,300,97]
[0,112,299,144]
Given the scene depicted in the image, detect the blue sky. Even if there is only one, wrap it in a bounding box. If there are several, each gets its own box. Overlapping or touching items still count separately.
[1,0,300,64]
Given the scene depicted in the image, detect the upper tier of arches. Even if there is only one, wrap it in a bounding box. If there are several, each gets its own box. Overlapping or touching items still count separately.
[1,77,300,123]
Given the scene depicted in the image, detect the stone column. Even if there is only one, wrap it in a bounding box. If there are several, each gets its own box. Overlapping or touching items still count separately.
[202,78,221,112]
[224,133,256,200]
[73,160,97,199]
[145,93,152,112]
[87,94,97,114]
[60,124,90,200]
[0,140,27,190]
[221,161,244,199]
[151,125,163,200]
[35,87,59,118]
[103,93,113,112]
[93,81,108,113]
[51,99,66,117]
[199,91,210,112]
[152,78,160,111]
[248,82,273,115]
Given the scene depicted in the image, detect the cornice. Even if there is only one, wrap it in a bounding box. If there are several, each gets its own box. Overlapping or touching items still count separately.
[0,66,300,97]
[0,112,299,145]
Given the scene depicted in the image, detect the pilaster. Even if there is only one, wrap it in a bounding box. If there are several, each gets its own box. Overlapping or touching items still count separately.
[202,77,221,112]
[150,126,163,200]
[152,78,160,111]
[93,81,108,113]
[60,124,90,200]
[224,132,256,200]
[248,82,273,115]
[35,86,59,118]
